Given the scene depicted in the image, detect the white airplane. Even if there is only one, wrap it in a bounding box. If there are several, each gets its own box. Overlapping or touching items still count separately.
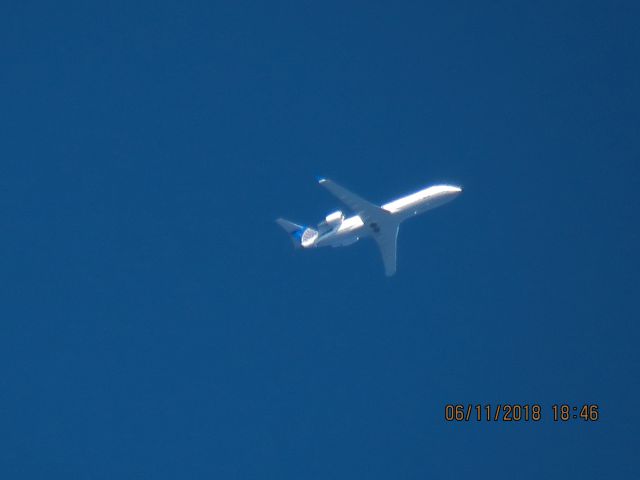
[276,178,462,276]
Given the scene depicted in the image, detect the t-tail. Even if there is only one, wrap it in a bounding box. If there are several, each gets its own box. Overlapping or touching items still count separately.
[275,218,318,248]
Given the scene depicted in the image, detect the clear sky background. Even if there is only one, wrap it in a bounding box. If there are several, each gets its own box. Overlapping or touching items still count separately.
[2,1,639,478]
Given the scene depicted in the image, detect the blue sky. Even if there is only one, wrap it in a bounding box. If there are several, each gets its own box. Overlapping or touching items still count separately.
[1,1,639,478]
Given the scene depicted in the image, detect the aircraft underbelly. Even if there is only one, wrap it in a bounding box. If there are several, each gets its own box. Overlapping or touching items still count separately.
[317,230,361,248]
[396,195,455,217]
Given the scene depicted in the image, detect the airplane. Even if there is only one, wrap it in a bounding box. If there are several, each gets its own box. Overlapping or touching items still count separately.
[276,178,462,276]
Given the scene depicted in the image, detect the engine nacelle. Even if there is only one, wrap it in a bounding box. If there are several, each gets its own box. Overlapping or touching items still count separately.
[324,210,344,226]
[298,227,318,248]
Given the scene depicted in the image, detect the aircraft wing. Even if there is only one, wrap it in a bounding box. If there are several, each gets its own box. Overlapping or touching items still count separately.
[372,224,399,276]
[319,178,399,275]
[318,178,386,222]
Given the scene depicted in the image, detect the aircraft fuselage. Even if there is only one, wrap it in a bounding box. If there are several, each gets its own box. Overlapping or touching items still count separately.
[313,184,462,248]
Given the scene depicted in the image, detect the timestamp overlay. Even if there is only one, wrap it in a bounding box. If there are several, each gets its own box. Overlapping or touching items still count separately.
[444,404,600,423]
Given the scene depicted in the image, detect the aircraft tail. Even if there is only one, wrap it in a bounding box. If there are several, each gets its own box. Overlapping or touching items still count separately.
[275,218,318,248]
[276,218,303,234]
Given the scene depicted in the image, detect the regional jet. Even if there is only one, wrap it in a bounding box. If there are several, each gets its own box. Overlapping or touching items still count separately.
[276,178,462,276]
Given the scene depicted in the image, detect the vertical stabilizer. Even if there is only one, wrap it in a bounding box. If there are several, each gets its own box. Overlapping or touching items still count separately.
[275,218,303,234]
[275,218,318,248]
